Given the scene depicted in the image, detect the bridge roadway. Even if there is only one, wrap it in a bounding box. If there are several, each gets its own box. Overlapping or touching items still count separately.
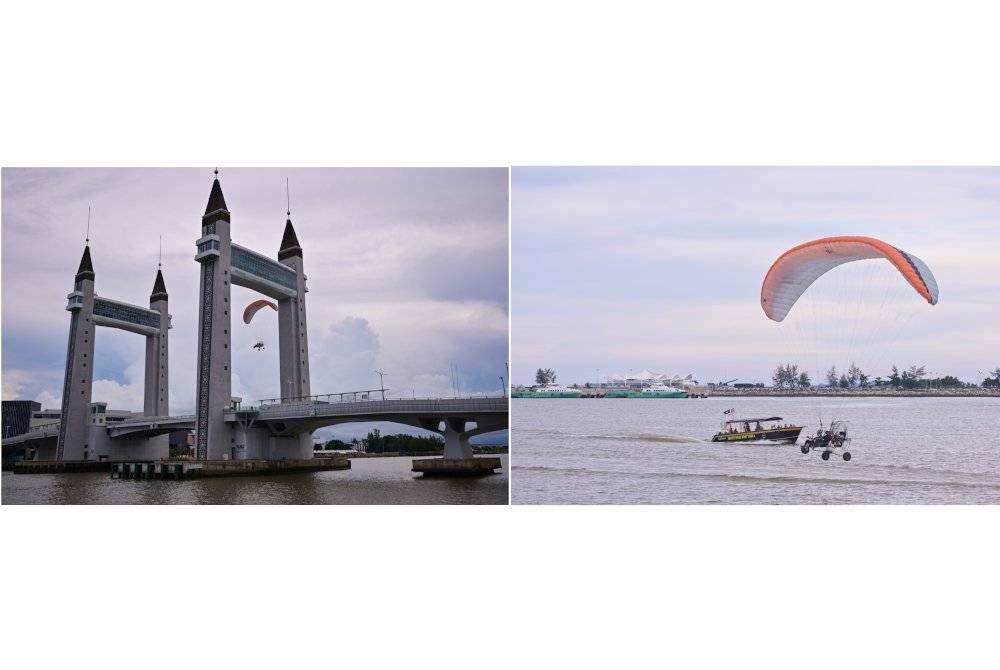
[4,396,509,460]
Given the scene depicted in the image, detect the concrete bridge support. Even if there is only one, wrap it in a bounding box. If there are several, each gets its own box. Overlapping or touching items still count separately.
[443,418,474,459]
[234,423,313,461]
[413,416,504,476]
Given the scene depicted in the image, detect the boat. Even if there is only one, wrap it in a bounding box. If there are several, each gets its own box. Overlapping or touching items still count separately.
[511,384,583,398]
[627,382,688,398]
[710,416,803,443]
[604,388,630,398]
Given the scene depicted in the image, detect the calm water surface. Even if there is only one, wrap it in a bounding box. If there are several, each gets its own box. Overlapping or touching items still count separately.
[512,397,1000,504]
[2,455,508,505]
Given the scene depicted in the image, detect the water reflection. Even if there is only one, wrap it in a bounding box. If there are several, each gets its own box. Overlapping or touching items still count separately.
[2,456,509,505]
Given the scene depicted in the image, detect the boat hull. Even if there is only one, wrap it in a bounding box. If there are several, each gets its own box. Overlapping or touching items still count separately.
[626,391,688,398]
[711,426,803,444]
[511,391,582,398]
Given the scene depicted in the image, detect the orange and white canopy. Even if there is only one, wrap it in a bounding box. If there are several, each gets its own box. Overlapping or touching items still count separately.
[242,298,278,324]
[761,236,939,322]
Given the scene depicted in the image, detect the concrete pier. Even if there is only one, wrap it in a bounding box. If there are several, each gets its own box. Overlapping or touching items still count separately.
[411,457,502,476]
[109,457,350,479]
[13,457,350,478]
[13,459,112,474]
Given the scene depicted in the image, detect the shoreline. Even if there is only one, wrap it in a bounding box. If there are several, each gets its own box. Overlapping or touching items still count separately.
[516,389,1000,399]
[705,389,1000,398]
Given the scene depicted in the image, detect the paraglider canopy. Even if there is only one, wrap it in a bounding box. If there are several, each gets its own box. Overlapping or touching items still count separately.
[761,236,939,322]
[243,299,278,324]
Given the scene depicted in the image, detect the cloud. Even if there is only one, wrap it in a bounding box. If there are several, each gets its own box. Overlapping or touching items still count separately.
[311,316,382,392]
[513,167,1000,385]
[2,168,508,419]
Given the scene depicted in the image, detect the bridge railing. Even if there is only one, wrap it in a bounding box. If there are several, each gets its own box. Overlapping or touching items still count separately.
[255,391,506,407]
[256,389,391,406]
[251,396,508,419]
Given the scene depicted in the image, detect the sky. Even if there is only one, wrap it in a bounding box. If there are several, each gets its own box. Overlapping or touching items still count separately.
[2,168,508,441]
[512,167,1000,387]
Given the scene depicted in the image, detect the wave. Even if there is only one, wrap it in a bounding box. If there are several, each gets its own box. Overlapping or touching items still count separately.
[512,464,1000,490]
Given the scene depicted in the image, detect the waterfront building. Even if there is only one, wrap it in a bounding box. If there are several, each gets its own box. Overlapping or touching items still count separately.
[2,400,41,438]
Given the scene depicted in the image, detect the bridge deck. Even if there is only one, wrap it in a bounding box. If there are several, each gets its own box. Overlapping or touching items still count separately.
[3,397,509,445]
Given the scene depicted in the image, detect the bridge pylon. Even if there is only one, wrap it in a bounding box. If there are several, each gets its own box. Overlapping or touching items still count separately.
[194,173,314,460]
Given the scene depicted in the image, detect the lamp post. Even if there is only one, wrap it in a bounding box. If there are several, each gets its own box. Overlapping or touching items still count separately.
[375,369,387,401]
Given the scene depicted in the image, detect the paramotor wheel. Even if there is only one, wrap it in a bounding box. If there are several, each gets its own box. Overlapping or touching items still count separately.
[821,451,831,461]
[800,444,810,454]
[843,452,852,461]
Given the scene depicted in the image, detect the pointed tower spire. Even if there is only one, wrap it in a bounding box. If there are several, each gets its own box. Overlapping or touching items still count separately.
[203,169,230,224]
[150,268,168,302]
[278,218,303,261]
[75,245,95,282]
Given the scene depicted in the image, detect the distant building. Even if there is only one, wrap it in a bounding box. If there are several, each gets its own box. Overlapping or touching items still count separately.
[29,403,144,431]
[2,400,41,438]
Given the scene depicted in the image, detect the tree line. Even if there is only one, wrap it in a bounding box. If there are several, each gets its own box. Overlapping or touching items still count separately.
[356,428,445,454]
[534,368,557,385]
[773,363,999,389]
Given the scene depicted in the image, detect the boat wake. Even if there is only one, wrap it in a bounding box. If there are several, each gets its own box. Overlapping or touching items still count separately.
[594,433,706,444]
[518,427,705,444]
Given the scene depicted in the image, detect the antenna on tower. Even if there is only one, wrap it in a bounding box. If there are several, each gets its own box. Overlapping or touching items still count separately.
[158,235,162,268]
[286,177,291,217]
[214,167,219,177]
[85,206,91,244]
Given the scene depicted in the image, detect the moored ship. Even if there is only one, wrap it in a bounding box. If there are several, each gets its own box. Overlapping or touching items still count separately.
[512,384,584,398]
[627,382,688,398]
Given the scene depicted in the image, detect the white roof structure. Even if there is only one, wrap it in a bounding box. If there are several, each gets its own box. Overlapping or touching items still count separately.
[606,371,697,384]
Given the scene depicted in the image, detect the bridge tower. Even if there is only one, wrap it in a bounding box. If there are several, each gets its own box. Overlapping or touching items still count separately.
[277,216,310,400]
[144,269,170,416]
[193,173,314,461]
[56,245,97,460]
[193,175,233,460]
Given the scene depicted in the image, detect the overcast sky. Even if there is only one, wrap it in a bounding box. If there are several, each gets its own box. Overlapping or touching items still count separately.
[2,168,508,440]
[512,167,1000,386]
